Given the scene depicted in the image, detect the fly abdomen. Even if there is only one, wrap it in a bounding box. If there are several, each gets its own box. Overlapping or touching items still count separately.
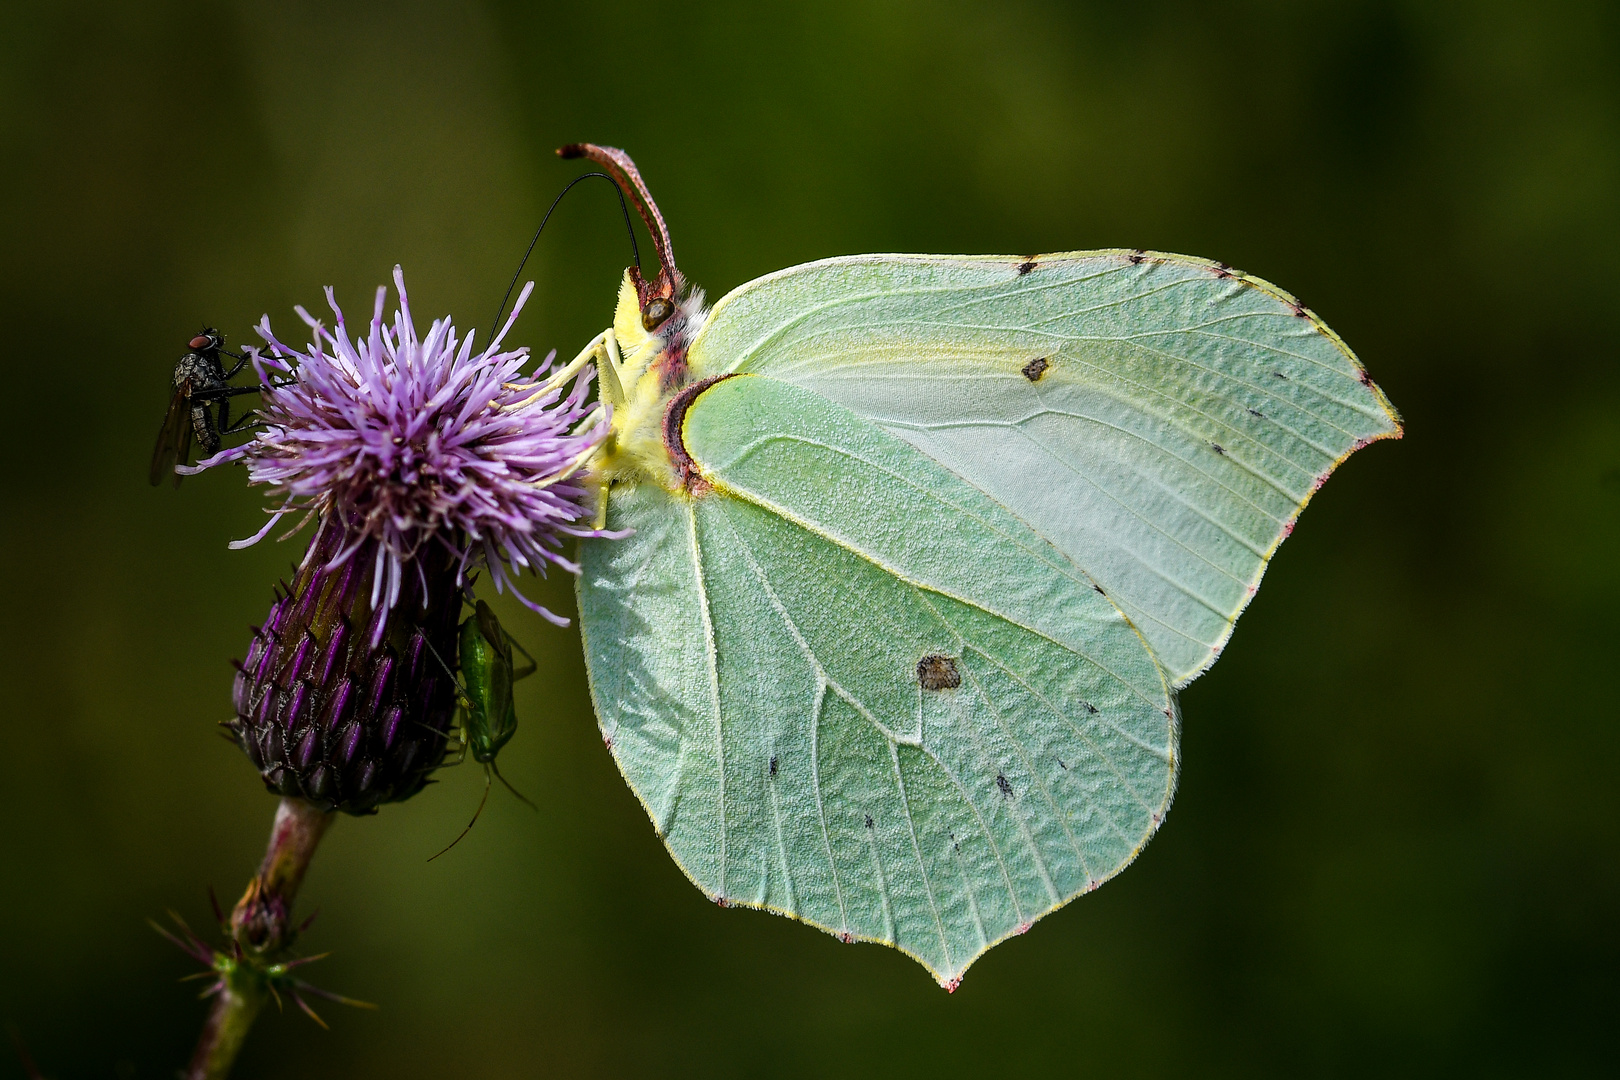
[192,402,221,455]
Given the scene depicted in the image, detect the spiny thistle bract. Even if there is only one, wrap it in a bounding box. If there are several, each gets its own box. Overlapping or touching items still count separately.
[186,267,611,814]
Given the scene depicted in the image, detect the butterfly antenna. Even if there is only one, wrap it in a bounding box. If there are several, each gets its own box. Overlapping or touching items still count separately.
[491,172,641,334]
[557,144,678,304]
[428,768,491,862]
[490,759,538,812]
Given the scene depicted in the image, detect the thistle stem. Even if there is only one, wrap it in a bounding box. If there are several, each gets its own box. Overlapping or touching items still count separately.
[186,797,335,1080]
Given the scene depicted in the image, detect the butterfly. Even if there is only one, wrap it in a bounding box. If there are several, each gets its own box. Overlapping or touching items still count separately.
[556,144,1401,989]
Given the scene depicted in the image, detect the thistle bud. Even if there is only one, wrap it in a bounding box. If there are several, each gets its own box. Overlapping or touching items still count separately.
[230,513,460,813]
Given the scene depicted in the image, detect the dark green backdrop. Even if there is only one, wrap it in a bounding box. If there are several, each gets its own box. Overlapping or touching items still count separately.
[2,1,1616,1076]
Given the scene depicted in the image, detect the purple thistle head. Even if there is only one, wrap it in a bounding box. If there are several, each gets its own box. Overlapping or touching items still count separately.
[191,268,615,814]
[191,265,609,629]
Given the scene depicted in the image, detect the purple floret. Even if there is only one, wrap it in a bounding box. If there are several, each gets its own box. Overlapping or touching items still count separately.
[187,266,611,629]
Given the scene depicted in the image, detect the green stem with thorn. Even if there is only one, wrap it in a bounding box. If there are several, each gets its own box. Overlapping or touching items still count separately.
[185,796,335,1080]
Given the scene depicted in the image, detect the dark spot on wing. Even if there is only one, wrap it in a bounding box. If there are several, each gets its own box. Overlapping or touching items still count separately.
[769,754,778,777]
[1213,262,1233,279]
[864,814,874,829]
[1289,300,1309,318]
[1092,584,1105,596]
[1081,701,1098,715]
[1021,356,1050,382]
[1357,369,1373,386]
[1017,259,1038,276]
[1248,407,1265,418]
[1272,371,1289,380]
[950,831,960,852]
[996,773,1013,798]
[1211,442,1226,456]
[917,654,960,690]
[1058,759,1068,770]
[1128,250,1146,265]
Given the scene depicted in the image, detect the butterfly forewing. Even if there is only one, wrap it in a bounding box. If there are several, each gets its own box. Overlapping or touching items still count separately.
[578,375,1176,986]
[686,252,1402,686]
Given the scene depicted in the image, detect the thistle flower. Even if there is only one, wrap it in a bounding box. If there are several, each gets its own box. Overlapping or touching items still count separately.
[189,267,611,813]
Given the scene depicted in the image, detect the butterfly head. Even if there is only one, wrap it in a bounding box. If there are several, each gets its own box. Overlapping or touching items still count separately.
[558,144,716,389]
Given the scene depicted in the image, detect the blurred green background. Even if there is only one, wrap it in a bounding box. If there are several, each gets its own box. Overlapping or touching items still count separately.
[2,0,1616,1076]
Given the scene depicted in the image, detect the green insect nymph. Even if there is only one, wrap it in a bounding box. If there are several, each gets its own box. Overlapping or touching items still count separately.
[459,601,532,763]
[430,600,538,859]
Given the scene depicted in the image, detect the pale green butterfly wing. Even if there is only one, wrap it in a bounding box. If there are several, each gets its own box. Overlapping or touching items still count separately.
[577,375,1176,986]
[685,252,1402,686]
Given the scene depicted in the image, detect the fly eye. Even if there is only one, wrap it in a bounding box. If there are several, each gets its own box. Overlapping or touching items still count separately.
[189,334,213,350]
[642,297,675,331]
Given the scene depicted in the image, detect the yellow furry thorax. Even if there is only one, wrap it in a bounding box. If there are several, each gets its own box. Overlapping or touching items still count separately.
[586,271,712,498]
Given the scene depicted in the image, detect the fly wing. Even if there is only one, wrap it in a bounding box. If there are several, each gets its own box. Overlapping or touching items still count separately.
[149,382,193,488]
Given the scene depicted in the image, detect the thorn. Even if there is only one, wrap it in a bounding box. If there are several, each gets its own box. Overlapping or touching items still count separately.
[149,915,212,965]
[289,978,377,1011]
[290,992,329,1030]
[278,951,332,971]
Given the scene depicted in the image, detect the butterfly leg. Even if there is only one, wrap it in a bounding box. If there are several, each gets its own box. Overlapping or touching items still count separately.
[598,329,626,409]
[502,330,605,411]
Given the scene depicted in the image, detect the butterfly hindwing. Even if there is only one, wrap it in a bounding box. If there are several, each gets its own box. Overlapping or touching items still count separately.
[578,374,1177,985]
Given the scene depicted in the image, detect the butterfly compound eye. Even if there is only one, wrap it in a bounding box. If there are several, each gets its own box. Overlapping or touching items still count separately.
[642,297,675,331]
